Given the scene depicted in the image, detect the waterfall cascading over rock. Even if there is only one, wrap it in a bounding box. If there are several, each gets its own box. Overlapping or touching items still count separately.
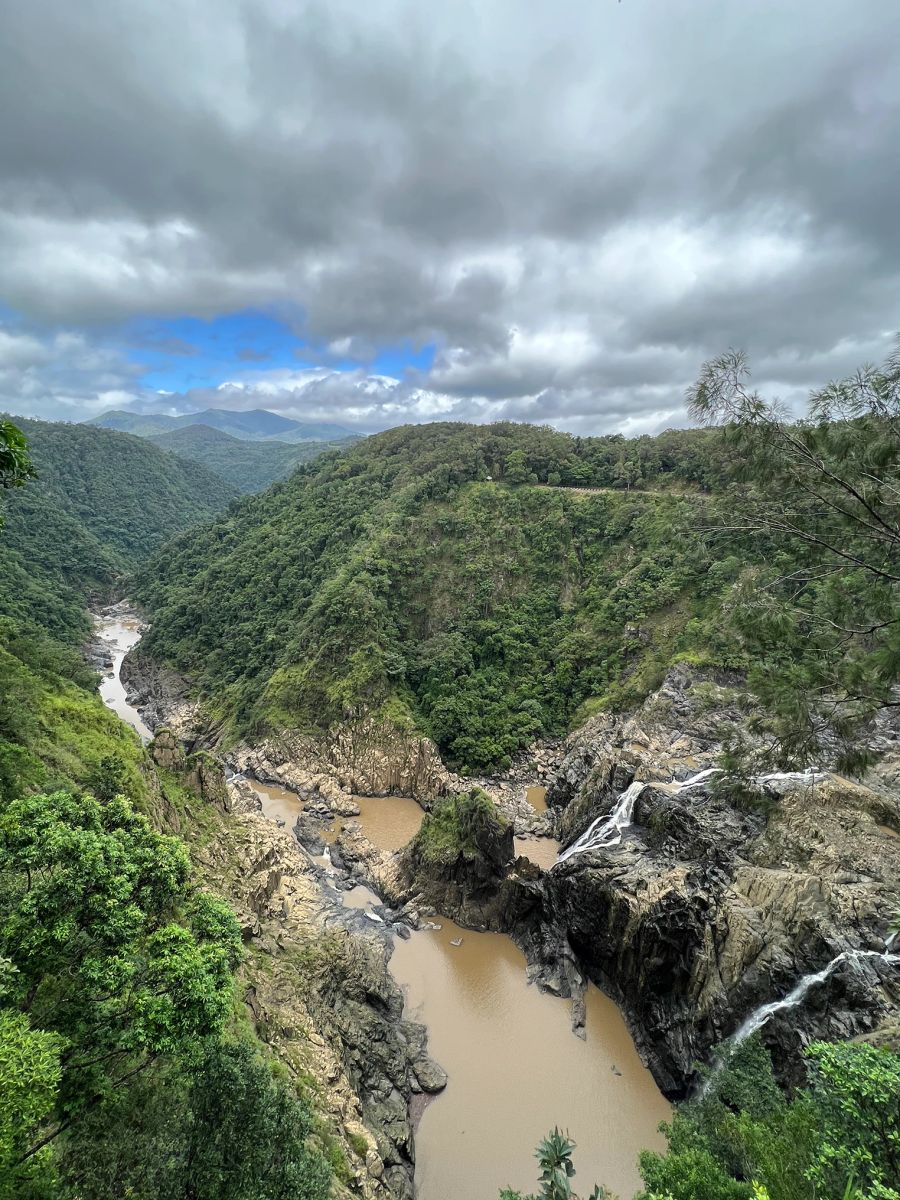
[693,947,900,1097]
[555,779,647,865]
[554,766,722,866]
[729,948,900,1047]
[553,766,823,868]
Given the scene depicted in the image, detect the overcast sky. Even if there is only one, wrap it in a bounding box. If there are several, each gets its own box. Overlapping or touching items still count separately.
[1,0,899,435]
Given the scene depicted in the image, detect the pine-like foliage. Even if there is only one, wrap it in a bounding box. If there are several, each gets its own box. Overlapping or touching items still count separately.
[689,343,900,769]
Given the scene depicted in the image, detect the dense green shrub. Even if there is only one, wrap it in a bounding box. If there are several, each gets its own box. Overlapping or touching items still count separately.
[410,787,511,867]
[638,1039,900,1200]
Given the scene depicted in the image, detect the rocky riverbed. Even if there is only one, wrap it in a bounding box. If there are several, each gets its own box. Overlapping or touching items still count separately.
[96,612,447,1199]
[117,616,900,1106]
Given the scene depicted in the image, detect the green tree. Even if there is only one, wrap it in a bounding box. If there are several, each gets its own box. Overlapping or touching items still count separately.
[0,417,35,535]
[0,1007,64,1197]
[505,449,531,485]
[635,1039,900,1200]
[57,1041,332,1200]
[0,790,242,1158]
[0,418,35,491]
[85,753,129,802]
[688,343,900,768]
[804,1042,900,1194]
[179,1041,331,1200]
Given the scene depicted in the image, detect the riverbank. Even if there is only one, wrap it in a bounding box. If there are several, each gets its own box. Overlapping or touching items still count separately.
[89,601,153,741]
[243,777,670,1200]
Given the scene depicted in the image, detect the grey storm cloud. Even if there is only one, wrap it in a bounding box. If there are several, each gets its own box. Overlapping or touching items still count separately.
[1,0,900,433]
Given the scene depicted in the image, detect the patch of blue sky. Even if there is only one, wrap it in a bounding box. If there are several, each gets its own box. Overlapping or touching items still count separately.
[124,310,299,390]
[122,309,436,391]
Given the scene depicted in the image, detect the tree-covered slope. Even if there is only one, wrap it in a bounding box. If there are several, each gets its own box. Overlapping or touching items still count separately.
[0,421,334,1200]
[136,421,741,771]
[146,423,359,493]
[0,416,237,646]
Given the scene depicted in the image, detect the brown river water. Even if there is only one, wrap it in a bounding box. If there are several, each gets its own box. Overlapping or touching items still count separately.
[93,614,153,742]
[94,624,667,1200]
[251,781,669,1199]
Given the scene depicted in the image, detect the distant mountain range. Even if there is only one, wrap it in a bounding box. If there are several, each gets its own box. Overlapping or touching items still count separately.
[87,407,358,443]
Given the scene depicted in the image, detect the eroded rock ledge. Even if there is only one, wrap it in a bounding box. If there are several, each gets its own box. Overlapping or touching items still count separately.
[229,720,452,808]
[147,738,446,1200]
[536,668,900,1091]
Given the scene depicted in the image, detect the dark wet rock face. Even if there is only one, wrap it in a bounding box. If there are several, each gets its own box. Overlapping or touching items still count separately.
[388,667,900,1096]
[532,670,900,1094]
[293,811,327,855]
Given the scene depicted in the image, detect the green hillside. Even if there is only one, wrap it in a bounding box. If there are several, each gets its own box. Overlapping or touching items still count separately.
[135,421,741,771]
[0,421,334,1200]
[146,424,360,493]
[0,417,237,646]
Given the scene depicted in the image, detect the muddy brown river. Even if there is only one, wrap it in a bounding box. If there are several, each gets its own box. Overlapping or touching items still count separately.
[95,624,667,1199]
[93,614,153,742]
[251,782,669,1199]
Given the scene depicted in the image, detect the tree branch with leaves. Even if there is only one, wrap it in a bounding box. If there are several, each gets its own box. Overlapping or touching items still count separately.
[688,342,900,770]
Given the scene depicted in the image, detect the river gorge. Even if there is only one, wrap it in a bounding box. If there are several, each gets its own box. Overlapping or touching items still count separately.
[94,604,900,1199]
[249,779,670,1200]
[95,608,670,1198]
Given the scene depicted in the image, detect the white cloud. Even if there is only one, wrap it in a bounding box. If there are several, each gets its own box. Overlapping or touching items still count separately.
[1,0,899,429]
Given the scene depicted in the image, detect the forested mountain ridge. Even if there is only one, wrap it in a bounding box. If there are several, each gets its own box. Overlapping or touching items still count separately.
[146,423,361,493]
[136,339,900,779]
[90,405,357,442]
[0,416,237,647]
[135,421,742,771]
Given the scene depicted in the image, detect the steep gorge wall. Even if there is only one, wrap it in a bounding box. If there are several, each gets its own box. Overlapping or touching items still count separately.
[145,735,445,1200]
[529,670,900,1092]
[387,667,900,1095]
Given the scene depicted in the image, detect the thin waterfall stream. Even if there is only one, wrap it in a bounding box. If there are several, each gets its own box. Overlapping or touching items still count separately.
[555,766,723,866]
[730,948,900,1047]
